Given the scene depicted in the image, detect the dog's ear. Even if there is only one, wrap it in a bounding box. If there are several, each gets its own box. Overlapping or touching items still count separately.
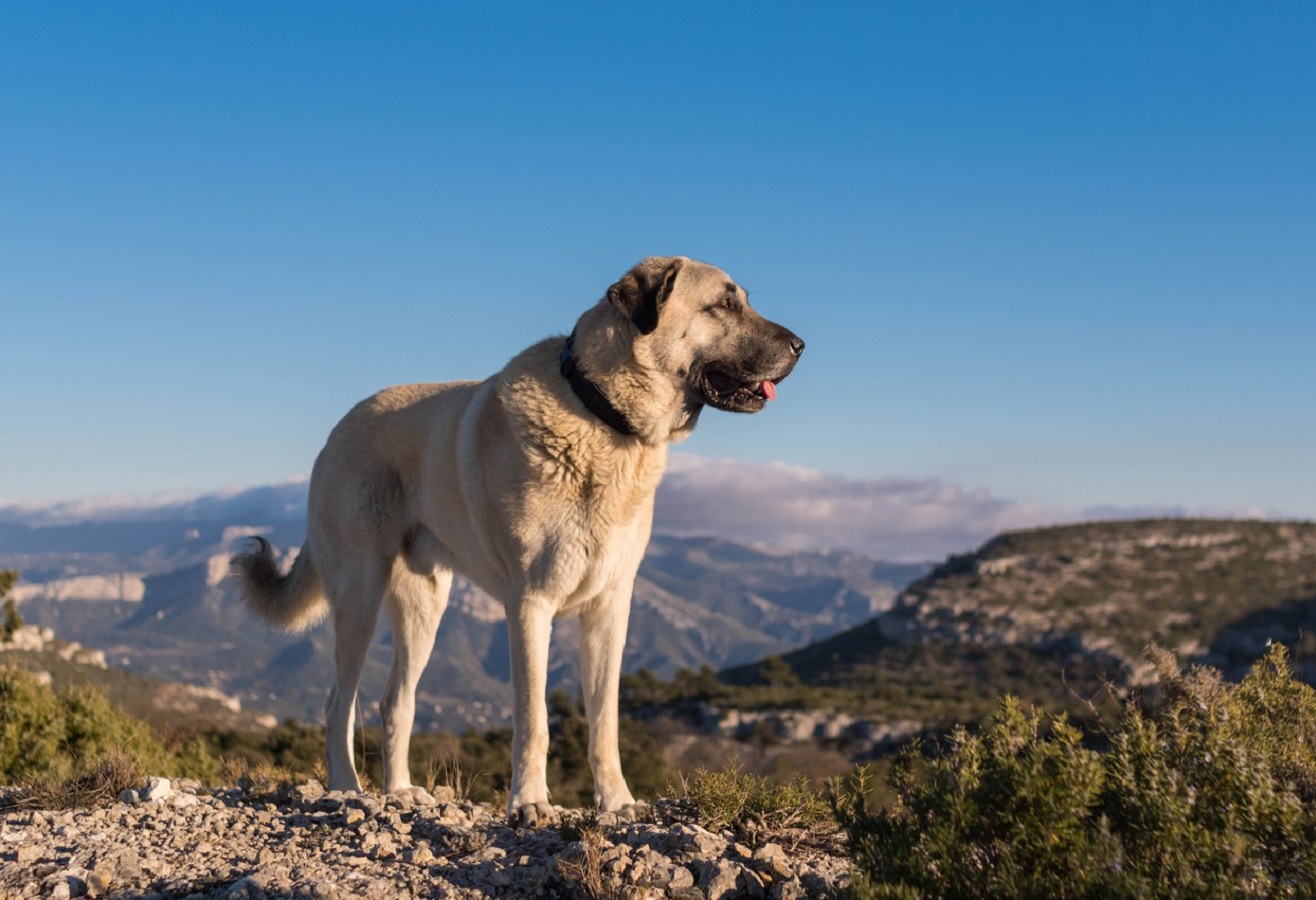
[606,257,684,335]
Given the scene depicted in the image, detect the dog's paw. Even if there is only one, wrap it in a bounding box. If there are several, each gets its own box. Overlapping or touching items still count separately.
[508,801,557,828]
[597,801,650,827]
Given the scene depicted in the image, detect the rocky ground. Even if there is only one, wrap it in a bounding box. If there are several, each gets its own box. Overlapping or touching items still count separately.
[0,778,849,899]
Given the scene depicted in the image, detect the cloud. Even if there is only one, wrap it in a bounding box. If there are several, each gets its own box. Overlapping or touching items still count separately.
[654,455,1061,561]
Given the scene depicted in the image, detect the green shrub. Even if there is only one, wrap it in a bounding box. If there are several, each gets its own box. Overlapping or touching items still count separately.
[0,666,218,799]
[0,666,67,782]
[832,644,1316,899]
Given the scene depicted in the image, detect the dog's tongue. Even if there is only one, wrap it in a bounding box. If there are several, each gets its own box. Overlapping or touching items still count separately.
[762,380,777,401]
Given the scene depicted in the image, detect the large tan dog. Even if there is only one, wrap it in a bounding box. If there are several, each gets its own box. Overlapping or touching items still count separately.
[231,256,803,825]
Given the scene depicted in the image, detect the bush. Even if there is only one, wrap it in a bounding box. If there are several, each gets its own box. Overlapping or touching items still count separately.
[832,644,1316,899]
[0,666,67,783]
[677,757,832,846]
[0,666,218,800]
[1,570,20,642]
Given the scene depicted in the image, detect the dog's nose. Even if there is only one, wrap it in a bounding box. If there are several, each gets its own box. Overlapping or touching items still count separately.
[789,336,805,357]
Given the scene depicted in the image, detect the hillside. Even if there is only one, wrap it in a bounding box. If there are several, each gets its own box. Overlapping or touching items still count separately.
[0,625,274,733]
[711,519,1316,733]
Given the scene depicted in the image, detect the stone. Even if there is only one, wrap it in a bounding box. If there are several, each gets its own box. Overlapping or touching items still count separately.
[405,845,435,865]
[680,826,724,856]
[650,861,696,891]
[142,777,174,803]
[226,875,262,898]
[699,859,742,900]
[90,847,140,887]
[741,867,768,898]
[295,780,325,804]
[86,871,112,897]
[754,842,794,880]
[771,877,806,900]
[346,795,383,817]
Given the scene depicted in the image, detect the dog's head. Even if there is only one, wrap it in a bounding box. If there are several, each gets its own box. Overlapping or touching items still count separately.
[607,256,804,414]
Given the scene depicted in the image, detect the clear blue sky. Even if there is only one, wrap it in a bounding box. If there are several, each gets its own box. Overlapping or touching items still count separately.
[3,2,1314,519]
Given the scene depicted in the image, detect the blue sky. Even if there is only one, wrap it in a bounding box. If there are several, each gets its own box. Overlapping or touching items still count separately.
[3,2,1314,524]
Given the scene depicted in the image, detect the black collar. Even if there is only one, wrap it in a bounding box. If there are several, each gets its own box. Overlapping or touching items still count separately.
[559,331,637,437]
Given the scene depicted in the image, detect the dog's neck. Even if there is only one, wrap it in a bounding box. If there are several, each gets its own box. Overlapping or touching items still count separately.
[559,331,638,437]
[563,307,704,446]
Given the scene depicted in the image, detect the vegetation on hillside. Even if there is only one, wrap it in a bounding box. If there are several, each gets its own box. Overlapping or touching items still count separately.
[623,638,1121,735]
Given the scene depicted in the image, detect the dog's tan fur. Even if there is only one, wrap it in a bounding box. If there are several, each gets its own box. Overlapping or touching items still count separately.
[232,256,802,825]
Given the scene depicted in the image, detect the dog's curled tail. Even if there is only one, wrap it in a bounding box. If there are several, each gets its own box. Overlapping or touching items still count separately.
[230,536,327,632]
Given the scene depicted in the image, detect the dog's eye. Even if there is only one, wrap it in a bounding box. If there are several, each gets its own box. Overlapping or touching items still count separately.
[719,296,737,311]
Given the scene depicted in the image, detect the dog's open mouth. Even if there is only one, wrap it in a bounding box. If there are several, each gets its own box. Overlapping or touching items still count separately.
[701,369,777,413]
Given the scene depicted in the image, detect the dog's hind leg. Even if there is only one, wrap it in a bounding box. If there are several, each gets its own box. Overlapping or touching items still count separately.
[380,564,451,800]
[324,559,388,793]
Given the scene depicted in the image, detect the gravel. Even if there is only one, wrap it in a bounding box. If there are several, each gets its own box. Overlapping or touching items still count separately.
[0,778,849,898]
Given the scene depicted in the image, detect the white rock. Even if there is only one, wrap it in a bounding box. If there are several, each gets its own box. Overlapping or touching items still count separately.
[142,777,173,803]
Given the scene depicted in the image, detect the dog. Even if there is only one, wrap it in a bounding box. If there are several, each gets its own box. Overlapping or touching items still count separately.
[231,256,803,825]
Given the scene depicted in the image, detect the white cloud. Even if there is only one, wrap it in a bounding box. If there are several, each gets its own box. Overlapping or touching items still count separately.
[655,454,1061,561]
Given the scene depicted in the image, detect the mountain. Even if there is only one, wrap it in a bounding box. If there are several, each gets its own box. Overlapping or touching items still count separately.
[722,518,1316,730]
[1,514,925,732]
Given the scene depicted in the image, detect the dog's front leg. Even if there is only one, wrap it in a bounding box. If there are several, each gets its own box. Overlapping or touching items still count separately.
[580,591,644,820]
[506,596,555,827]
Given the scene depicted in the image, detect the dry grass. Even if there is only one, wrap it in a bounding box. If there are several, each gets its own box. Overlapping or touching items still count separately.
[220,756,320,802]
[16,751,145,810]
[554,823,623,900]
[420,751,483,803]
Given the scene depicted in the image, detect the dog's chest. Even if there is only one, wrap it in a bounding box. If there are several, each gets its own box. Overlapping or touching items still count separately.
[520,449,664,608]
